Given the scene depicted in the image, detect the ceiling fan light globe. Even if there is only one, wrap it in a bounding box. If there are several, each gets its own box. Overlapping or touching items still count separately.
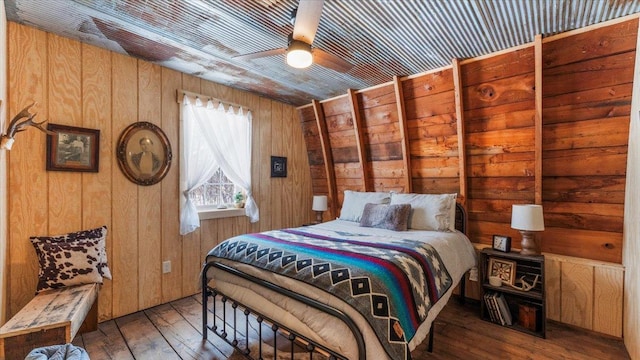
[286,39,313,68]
[287,49,312,68]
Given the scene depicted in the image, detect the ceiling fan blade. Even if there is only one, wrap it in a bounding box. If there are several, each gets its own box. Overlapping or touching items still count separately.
[313,49,353,73]
[292,0,324,44]
[234,48,286,61]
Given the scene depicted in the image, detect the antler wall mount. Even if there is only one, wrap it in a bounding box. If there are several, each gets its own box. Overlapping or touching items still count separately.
[0,102,55,150]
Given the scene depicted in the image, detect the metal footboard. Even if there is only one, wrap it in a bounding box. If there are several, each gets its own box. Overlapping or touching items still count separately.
[202,261,367,360]
[201,204,468,359]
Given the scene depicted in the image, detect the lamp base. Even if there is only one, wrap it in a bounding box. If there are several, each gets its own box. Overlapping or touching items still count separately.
[519,230,539,255]
[315,211,324,224]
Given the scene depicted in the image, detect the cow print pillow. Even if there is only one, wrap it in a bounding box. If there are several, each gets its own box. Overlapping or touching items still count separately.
[30,226,111,293]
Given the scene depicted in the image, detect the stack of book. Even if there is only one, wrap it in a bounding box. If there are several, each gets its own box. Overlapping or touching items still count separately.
[484,292,513,326]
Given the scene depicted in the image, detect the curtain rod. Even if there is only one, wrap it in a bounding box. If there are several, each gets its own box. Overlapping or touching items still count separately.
[176,89,251,113]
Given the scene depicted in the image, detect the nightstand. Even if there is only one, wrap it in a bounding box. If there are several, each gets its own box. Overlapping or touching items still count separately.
[479,248,546,338]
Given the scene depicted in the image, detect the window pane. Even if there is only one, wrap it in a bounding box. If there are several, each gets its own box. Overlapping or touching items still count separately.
[189,167,239,206]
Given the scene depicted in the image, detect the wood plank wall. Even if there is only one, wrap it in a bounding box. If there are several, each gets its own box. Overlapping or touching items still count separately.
[298,17,637,337]
[6,22,313,321]
[299,17,636,265]
[623,18,640,360]
[541,21,635,263]
[0,0,7,326]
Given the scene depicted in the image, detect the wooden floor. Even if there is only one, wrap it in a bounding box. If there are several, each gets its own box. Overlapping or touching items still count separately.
[72,294,630,360]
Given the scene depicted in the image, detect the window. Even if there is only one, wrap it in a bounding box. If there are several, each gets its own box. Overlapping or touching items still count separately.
[189,168,236,207]
[179,94,258,235]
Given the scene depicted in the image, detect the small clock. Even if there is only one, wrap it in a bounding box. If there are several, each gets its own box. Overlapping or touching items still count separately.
[492,235,511,252]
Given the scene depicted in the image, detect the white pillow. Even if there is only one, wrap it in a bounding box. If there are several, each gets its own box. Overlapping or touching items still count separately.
[390,193,457,231]
[339,190,391,222]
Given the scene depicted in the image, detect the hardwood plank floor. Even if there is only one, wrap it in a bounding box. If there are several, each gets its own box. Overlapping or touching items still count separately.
[73,295,630,360]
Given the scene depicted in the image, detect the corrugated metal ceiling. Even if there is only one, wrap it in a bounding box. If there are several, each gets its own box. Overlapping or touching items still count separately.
[5,0,640,106]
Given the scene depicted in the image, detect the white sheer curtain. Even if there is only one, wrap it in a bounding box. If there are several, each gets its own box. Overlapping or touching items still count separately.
[180,96,258,235]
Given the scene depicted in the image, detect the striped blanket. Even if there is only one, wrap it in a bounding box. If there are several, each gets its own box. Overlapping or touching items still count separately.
[207,227,453,360]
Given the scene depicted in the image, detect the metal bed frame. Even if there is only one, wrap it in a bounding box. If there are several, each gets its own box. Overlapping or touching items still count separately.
[201,203,467,360]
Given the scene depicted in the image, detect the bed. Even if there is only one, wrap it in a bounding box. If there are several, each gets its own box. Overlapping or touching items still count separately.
[201,192,477,360]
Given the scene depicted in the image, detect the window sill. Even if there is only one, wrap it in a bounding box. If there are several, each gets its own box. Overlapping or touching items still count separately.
[197,206,246,220]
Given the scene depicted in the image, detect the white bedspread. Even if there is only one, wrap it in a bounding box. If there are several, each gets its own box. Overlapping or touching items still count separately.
[206,220,477,360]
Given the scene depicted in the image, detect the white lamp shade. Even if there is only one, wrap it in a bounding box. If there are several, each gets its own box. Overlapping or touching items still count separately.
[312,195,328,211]
[511,204,545,231]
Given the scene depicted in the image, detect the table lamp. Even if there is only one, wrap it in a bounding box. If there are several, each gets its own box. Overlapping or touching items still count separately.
[312,195,328,223]
[511,204,545,255]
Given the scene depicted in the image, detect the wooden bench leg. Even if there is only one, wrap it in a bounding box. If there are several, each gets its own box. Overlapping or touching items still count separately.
[79,297,99,334]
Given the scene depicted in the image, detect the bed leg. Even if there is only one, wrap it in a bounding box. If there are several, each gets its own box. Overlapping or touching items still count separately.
[202,262,211,340]
[428,322,434,352]
[458,273,466,305]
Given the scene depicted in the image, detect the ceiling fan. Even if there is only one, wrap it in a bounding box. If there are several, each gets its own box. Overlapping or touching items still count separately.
[233,0,353,72]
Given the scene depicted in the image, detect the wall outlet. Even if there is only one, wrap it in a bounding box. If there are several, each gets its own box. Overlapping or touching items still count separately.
[162,261,171,274]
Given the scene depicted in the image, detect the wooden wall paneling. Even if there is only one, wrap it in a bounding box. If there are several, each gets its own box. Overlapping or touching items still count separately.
[270,102,284,229]
[280,105,294,228]
[160,67,182,304]
[541,19,635,263]
[534,35,543,205]
[544,227,621,264]
[462,47,536,247]
[258,97,272,232]
[7,23,49,317]
[217,218,235,256]
[323,95,362,204]
[180,74,202,296]
[81,43,113,321]
[356,84,403,192]
[545,253,624,337]
[347,89,369,191]
[247,93,263,233]
[560,262,594,330]
[452,59,467,205]
[402,69,459,195]
[392,76,412,193]
[461,47,535,86]
[543,140,629,171]
[111,52,140,317]
[199,220,217,262]
[47,34,82,235]
[0,0,7,326]
[200,79,233,102]
[542,18,638,68]
[624,17,640,356]
[312,100,337,218]
[291,105,313,225]
[543,201,623,233]
[137,62,163,310]
[593,266,623,337]
[545,257,561,322]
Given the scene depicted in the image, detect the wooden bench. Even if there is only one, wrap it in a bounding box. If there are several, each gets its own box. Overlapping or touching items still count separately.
[0,283,99,360]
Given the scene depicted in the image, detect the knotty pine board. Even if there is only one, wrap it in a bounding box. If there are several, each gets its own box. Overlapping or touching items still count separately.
[179,73,203,297]
[159,67,182,305]
[111,52,140,318]
[8,22,48,317]
[81,44,114,321]
[47,34,82,236]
